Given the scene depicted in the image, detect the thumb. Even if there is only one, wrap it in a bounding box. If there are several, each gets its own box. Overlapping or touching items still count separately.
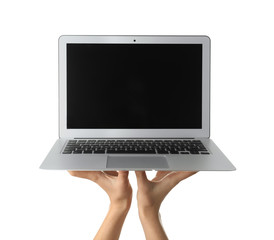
[135,171,148,185]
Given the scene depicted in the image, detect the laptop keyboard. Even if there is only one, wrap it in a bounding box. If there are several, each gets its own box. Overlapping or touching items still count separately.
[62,139,209,155]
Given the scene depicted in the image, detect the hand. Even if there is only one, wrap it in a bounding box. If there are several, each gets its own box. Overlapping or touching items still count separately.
[68,170,132,210]
[135,171,197,213]
[135,171,197,240]
[68,171,132,240]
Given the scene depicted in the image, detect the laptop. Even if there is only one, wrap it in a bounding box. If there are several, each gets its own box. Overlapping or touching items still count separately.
[40,35,236,171]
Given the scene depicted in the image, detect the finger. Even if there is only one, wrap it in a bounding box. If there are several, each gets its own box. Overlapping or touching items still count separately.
[175,171,198,181]
[135,171,148,186]
[118,171,129,180]
[164,171,198,187]
[68,170,93,179]
[71,171,107,185]
[103,171,118,176]
[152,171,173,182]
[69,171,110,194]
[93,171,112,190]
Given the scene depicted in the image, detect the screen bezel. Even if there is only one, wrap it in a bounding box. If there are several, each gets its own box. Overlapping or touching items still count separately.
[59,35,210,138]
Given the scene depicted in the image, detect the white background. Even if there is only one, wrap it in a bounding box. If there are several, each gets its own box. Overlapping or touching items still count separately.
[0,1,273,239]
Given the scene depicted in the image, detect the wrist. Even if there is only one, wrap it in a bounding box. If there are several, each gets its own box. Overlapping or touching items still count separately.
[138,209,168,240]
[110,201,131,214]
[138,206,160,222]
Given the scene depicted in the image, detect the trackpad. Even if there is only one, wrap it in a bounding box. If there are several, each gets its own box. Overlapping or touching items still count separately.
[107,156,169,169]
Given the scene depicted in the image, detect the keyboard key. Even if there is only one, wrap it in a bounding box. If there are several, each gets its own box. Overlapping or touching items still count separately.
[63,151,72,154]
[73,150,83,154]
[64,146,76,150]
[180,152,190,154]
[169,150,179,154]
[94,149,105,153]
[83,150,93,153]
[107,150,127,154]
[107,149,134,153]
[157,150,169,154]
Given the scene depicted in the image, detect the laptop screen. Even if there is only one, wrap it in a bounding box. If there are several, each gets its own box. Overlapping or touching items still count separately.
[67,43,202,129]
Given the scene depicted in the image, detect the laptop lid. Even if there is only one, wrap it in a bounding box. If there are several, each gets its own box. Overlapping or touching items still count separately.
[59,35,210,139]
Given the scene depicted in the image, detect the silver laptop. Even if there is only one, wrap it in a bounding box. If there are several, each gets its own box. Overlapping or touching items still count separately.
[40,35,236,171]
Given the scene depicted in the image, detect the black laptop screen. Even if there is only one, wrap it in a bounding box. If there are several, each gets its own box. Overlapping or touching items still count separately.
[67,43,202,129]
